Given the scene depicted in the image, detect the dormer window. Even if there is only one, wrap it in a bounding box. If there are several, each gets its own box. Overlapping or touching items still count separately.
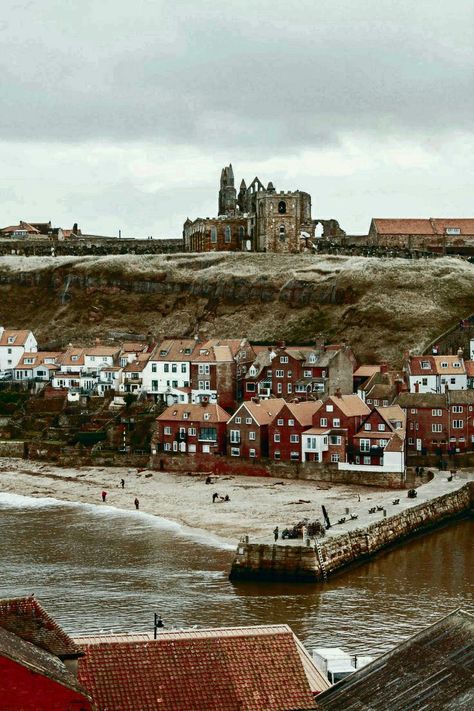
[453,362,461,368]
[183,412,189,419]
[71,355,79,361]
[364,423,371,430]
[200,349,208,356]
[160,350,168,356]
[203,413,211,420]
[184,348,192,355]
[7,337,15,344]
[441,362,448,368]
[421,361,430,369]
[378,424,386,431]
[309,354,316,363]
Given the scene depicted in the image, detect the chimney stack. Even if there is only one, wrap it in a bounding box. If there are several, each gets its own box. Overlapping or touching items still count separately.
[380,361,389,374]
[335,387,343,398]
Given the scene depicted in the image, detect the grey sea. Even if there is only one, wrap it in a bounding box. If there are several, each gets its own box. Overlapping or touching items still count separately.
[0,492,472,657]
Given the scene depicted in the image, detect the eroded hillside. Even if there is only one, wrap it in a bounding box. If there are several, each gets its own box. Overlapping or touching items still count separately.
[1,252,473,363]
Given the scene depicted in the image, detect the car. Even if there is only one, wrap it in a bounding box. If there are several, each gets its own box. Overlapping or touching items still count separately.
[0,370,13,381]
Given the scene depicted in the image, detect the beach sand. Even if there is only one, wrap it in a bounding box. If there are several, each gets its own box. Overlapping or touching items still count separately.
[0,458,394,544]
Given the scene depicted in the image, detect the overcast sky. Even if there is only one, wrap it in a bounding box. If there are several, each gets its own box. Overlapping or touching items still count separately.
[0,0,473,237]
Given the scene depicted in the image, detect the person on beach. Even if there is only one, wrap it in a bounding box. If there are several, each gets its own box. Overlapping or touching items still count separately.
[121,479,125,489]
[273,526,279,541]
[134,497,139,510]
[101,491,107,502]
[212,492,219,503]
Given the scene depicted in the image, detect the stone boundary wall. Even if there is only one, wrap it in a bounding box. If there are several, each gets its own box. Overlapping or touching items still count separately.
[149,453,405,488]
[229,481,473,582]
[0,238,183,257]
[0,440,25,457]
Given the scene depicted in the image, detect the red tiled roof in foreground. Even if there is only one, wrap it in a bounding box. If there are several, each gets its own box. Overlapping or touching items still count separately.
[77,625,321,711]
[0,596,83,659]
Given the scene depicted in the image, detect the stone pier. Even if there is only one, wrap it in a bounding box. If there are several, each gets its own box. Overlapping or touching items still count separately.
[229,475,474,582]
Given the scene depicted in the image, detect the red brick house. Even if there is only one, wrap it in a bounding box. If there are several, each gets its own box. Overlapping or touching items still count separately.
[227,398,286,459]
[268,401,322,462]
[156,403,231,455]
[302,393,370,464]
[244,342,355,401]
[0,596,93,711]
[191,339,255,410]
[351,406,405,466]
[77,625,327,710]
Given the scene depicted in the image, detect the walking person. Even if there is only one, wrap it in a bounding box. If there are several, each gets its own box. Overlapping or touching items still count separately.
[101,491,107,502]
[212,492,219,503]
[273,526,279,542]
[120,478,125,489]
[134,497,139,510]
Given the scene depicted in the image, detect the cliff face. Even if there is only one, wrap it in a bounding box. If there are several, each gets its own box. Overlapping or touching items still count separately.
[1,252,473,363]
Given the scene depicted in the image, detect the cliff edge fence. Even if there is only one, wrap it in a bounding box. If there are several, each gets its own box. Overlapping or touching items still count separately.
[229,476,473,583]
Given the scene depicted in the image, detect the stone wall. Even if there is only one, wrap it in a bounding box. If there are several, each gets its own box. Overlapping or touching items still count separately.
[229,481,473,582]
[0,440,25,457]
[0,238,183,257]
[149,452,405,487]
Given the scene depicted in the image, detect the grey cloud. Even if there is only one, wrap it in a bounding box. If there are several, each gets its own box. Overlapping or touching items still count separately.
[0,0,472,148]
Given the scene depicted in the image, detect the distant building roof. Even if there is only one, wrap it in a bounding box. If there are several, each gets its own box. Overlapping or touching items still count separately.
[396,392,446,409]
[326,394,371,417]
[315,609,474,710]
[77,624,324,711]
[0,596,83,659]
[353,365,381,378]
[233,398,286,425]
[157,403,231,423]
[0,329,33,347]
[372,218,474,236]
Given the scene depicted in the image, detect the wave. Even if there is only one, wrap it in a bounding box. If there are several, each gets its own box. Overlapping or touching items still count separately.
[0,492,235,551]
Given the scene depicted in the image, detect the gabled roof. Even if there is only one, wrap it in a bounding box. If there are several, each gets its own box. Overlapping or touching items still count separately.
[14,351,62,370]
[157,403,231,424]
[315,609,474,710]
[0,596,83,659]
[284,401,323,426]
[0,222,40,234]
[353,365,381,378]
[58,348,85,366]
[447,389,474,405]
[84,346,120,357]
[376,405,406,432]
[150,339,198,362]
[0,626,91,700]
[77,624,322,711]
[232,398,286,425]
[0,329,34,347]
[326,394,371,418]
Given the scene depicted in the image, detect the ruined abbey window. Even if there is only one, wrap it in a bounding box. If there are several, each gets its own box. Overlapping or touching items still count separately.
[239,226,245,239]
[210,226,217,243]
[225,225,232,243]
[279,225,286,240]
[278,200,286,214]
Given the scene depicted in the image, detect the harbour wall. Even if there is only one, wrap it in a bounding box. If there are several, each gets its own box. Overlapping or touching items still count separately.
[229,481,473,582]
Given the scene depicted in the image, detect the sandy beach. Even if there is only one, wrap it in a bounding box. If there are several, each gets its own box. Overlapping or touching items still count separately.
[0,457,400,544]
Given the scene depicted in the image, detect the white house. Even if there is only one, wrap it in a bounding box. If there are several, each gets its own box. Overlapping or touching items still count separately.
[14,352,61,381]
[143,339,197,402]
[406,355,467,394]
[83,346,120,373]
[301,428,329,463]
[0,328,37,372]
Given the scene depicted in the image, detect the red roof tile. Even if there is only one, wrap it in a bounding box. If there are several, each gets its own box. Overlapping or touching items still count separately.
[77,626,318,711]
[0,596,83,659]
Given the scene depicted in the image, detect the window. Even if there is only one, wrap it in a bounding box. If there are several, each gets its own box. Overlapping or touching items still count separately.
[231,447,240,456]
[453,362,461,368]
[188,427,196,436]
[274,451,281,460]
[230,430,240,443]
[330,453,340,463]
[151,363,157,373]
[277,383,282,394]
[432,409,442,416]
[378,424,386,431]
[280,356,288,363]
[360,439,370,452]
[379,440,388,448]
[320,417,328,427]
[274,433,281,442]
[287,383,292,393]
[248,431,256,441]
[210,226,217,243]
[224,225,231,243]
[363,456,371,465]
[288,419,294,426]
[452,405,463,413]
[364,423,371,431]
[290,452,300,460]
[183,412,189,419]
[163,443,171,451]
[330,435,341,445]
[235,417,241,424]
[440,362,448,369]
[245,417,252,425]
[199,364,210,375]
[246,383,256,392]
[277,418,284,426]
[304,370,312,378]
[421,361,431,369]
[290,434,299,443]
[163,426,171,435]
[450,377,456,384]
[326,404,333,412]
[432,424,443,432]
[199,427,217,441]
[181,363,186,373]
[408,437,414,445]
[164,363,169,373]
[373,400,379,406]
[278,200,286,214]
[239,226,245,239]
[249,448,256,458]
[275,370,284,378]
[203,412,211,420]
[452,420,464,429]
[410,408,417,414]
[333,418,340,428]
